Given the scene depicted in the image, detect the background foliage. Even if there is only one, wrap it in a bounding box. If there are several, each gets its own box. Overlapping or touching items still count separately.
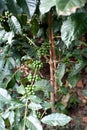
[0,0,87,129]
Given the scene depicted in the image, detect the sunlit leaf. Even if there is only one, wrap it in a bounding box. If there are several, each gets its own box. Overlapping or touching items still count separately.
[28,102,42,111]
[0,88,11,103]
[26,115,43,130]
[40,0,55,15]
[61,13,87,47]
[17,84,25,95]
[8,16,22,34]
[41,113,71,126]
[8,111,14,125]
[56,0,87,16]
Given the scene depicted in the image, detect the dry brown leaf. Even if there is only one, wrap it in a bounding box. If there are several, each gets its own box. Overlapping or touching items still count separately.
[77,80,83,88]
[82,117,87,123]
[61,93,70,107]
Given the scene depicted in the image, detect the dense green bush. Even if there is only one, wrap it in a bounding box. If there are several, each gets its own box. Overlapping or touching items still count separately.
[0,0,87,129]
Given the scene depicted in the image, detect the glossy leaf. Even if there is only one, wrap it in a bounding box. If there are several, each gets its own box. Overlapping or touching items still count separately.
[28,102,42,111]
[40,0,87,16]
[0,88,11,103]
[17,84,25,95]
[40,0,55,15]
[56,0,87,16]
[0,30,14,43]
[8,111,14,125]
[7,16,22,34]
[41,113,71,126]
[61,13,87,47]
[26,115,43,130]
[56,63,65,86]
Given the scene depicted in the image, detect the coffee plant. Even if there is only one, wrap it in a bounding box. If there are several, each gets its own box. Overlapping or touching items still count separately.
[0,0,87,129]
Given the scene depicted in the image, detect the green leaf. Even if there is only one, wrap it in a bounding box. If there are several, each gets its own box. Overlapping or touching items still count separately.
[68,75,81,88]
[26,115,43,130]
[34,79,53,92]
[0,117,5,130]
[17,0,37,17]
[10,99,24,109]
[61,13,87,47]
[0,30,14,44]
[56,0,87,16]
[28,102,42,111]
[41,113,71,126]
[29,95,42,104]
[39,0,87,15]
[17,84,25,95]
[69,62,86,77]
[67,62,85,87]
[18,119,25,130]
[0,88,11,103]
[8,111,14,125]
[7,16,22,34]
[39,0,55,15]
[56,63,65,86]
[41,101,52,110]
[6,0,22,15]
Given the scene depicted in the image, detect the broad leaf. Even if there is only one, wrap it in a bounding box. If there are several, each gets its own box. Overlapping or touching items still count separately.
[0,30,14,44]
[61,13,87,47]
[26,115,43,130]
[28,102,42,111]
[29,95,42,103]
[0,88,11,103]
[8,111,14,125]
[34,79,53,92]
[56,63,65,86]
[56,0,87,16]
[17,0,37,17]
[0,117,5,130]
[69,62,86,77]
[67,61,86,87]
[6,0,22,15]
[41,113,71,126]
[7,16,22,34]
[17,84,25,95]
[41,101,52,110]
[40,0,87,16]
[68,75,81,88]
[40,0,55,15]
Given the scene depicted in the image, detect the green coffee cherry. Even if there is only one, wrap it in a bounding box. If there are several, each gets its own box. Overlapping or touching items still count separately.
[37,111,41,119]
[26,85,35,95]
[32,60,43,70]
